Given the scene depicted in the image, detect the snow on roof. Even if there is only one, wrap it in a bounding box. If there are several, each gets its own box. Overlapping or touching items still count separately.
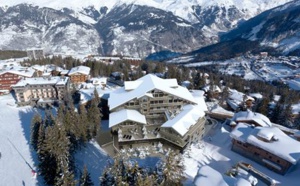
[124,80,143,91]
[31,65,45,71]
[232,110,272,127]
[210,104,234,116]
[202,85,221,93]
[68,65,90,75]
[79,85,115,104]
[109,74,197,110]
[162,105,205,136]
[194,165,252,186]
[257,128,274,141]
[0,67,35,77]
[229,89,245,102]
[60,70,69,75]
[230,123,300,164]
[162,91,207,136]
[109,109,146,128]
[249,93,263,99]
[13,76,68,87]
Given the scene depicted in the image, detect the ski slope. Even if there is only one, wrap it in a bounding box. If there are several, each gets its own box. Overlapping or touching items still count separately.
[0,94,38,185]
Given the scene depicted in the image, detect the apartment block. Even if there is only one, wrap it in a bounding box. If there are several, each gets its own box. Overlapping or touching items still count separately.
[13,76,69,106]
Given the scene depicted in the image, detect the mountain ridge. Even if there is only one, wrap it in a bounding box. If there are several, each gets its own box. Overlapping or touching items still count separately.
[0,0,296,57]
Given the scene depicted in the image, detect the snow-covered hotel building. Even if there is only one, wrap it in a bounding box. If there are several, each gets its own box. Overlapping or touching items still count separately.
[108,74,207,151]
[230,111,300,175]
[13,76,69,106]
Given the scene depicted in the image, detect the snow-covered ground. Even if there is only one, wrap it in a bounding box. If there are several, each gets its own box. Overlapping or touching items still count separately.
[1,92,300,185]
[0,94,38,186]
[183,122,300,185]
[176,56,300,90]
[0,94,109,185]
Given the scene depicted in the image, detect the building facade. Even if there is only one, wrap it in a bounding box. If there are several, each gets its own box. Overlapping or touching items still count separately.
[0,68,35,94]
[68,66,90,84]
[108,74,207,151]
[13,76,69,106]
[230,123,300,175]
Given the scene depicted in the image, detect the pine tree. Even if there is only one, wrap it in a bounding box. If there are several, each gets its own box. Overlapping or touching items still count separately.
[279,104,293,127]
[44,124,74,185]
[78,104,89,143]
[270,102,283,124]
[220,86,230,107]
[30,114,42,151]
[255,97,270,116]
[79,166,94,186]
[294,112,300,129]
[38,123,57,185]
[160,150,185,186]
[87,97,102,139]
[93,88,100,106]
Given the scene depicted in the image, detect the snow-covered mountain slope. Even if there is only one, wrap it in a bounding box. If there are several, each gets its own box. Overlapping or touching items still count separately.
[222,0,300,55]
[0,4,102,55]
[2,0,293,24]
[0,0,295,57]
[95,4,211,57]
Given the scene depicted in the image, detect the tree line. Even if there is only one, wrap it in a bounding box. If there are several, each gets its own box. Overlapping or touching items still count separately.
[30,89,101,185]
[25,55,300,128]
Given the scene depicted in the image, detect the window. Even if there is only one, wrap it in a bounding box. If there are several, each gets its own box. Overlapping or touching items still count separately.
[254,152,259,156]
[277,160,280,163]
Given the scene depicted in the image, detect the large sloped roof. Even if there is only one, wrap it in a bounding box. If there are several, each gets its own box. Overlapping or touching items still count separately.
[0,67,35,77]
[109,109,146,128]
[230,123,300,164]
[13,76,69,87]
[109,74,196,110]
[231,110,272,127]
[161,90,207,136]
[68,65,90,76]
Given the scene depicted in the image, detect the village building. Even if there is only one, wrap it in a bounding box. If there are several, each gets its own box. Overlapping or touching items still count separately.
[12,76,69,106]
[67,66,90,84]
[229,110,272,129]
[107,72,124,86]
[0,67,35,95]
[108,74,207,151]
[230,123,300,175]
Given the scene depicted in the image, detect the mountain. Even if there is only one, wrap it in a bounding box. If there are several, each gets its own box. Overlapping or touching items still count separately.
[0,4,102,55]
[221,0,300,56]
[0,0,294,57]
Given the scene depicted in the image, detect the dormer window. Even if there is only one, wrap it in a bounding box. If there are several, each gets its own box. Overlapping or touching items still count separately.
[257,128,274,142]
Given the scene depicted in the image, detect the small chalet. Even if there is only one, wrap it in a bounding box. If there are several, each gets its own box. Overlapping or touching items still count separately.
[68,66,90,84]
[230,110,272,129]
